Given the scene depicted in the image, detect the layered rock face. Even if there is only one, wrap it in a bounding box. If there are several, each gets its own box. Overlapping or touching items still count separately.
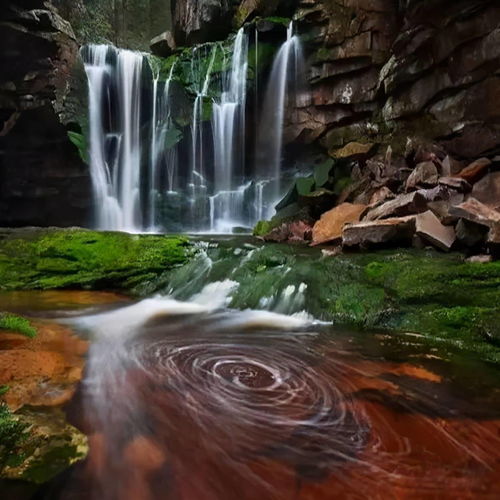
[248,0,500,256]
[0,0,90,227]
[291,0,500,160]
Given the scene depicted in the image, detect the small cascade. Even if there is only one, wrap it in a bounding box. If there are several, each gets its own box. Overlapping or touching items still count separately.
[83,45,144,232]
[256,22,305,218]
[210,28,249,232]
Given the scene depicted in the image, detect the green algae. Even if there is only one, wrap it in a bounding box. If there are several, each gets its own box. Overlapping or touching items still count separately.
[0,228,192,295]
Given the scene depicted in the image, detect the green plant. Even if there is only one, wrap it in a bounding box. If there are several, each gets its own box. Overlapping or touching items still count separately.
[0,313,36,338]
[67,131,88,163]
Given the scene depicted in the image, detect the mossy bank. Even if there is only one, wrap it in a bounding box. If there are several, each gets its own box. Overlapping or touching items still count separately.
[0,228,192,295]
[0,228,499,363]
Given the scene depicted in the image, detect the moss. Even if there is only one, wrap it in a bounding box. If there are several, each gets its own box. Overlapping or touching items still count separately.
[167,242,500,363]
[0,314,36,338]
[1,408,88,485]
[0,404,30,473]
[0,228,192,295]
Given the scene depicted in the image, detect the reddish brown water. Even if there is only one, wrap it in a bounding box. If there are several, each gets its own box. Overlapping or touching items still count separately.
[2,291,500,499]
[60,312,500,500]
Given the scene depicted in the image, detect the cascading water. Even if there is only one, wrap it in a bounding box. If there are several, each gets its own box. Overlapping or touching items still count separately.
[83,45,144,232]
[148,62,177,231]
[256,23,306,217]
[210,28,249,232]
[82,25,306,234]
[189,44,219,227]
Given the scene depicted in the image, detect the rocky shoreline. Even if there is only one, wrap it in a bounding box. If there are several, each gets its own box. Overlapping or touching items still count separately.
[256,147,500,260]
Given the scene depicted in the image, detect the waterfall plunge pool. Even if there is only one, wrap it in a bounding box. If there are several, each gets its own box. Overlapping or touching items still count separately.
[1,244,500,499]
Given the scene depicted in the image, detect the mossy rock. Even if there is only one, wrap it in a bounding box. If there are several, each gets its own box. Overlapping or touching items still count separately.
[1,407,87,485]
[0,228,193,295]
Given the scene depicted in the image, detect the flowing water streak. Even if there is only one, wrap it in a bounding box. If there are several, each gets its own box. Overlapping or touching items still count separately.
[190,44,219,224]
[256,23,305,217]
[83,45,144,231]
[82,45,121,229]
[148,62,177,230]
[210,29,249,232]
[116,50,144,231]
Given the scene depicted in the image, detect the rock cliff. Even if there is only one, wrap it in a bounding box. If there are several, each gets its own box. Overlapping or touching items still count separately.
[0,0,90,227]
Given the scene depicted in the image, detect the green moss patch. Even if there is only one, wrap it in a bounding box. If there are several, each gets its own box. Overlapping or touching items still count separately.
[0,228,192,295]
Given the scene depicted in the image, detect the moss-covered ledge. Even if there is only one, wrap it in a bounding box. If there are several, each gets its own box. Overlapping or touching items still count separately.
[0,228,193,295]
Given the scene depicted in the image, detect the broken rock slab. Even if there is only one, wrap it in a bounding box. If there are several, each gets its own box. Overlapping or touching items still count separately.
[364,191,427,221]
[150,31,176,57]
[312,203,367,245]
[415,210,456,251]
[454,157,492,184]
[449,198,500,228]
[471,171,500,209]
[405,161,439,191]
[342,216,416,249]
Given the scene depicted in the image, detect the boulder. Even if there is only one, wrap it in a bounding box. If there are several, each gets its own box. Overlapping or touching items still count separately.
[342,216,416,249]
[471,172,500,209]
[449,198,500,228]
[150,31,176,57]
[427,201,458,225]
[312,203,367,245]
[364,191,427,221]
[405,161,439,191]
[415,210,456,251]
[454,158,492,184]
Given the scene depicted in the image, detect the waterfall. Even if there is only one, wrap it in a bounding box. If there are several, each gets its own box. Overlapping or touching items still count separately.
[210,28,249,232]
[81,24,306,234]
[83,45,144,232]
[256,23,305,218]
